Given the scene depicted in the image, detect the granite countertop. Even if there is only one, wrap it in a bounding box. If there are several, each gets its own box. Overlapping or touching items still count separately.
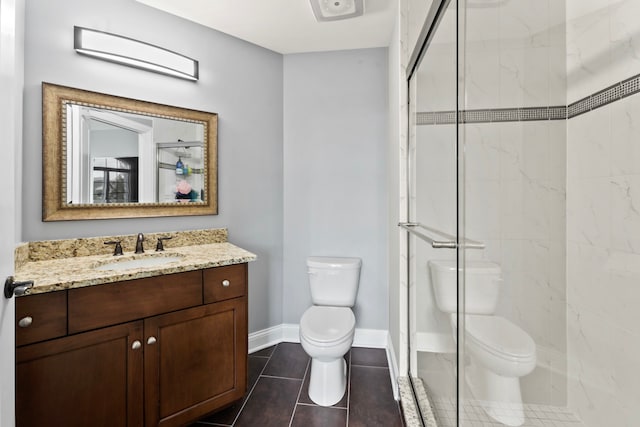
[14,229,257,295]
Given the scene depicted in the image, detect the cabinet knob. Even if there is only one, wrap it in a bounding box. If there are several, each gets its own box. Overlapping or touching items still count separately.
[18,316,33,328]
[132,340,142,350]
[147,336,157,345]
[222,280,230,287]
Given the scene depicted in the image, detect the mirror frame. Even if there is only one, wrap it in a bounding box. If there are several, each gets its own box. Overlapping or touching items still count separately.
[42,82,218,221]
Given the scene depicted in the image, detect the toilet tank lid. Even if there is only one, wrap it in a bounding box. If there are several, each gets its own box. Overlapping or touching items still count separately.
[429,259,500,274]
[307,256,362,269]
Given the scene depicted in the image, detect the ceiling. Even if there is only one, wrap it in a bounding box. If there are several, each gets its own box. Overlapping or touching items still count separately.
[135,0,397,54]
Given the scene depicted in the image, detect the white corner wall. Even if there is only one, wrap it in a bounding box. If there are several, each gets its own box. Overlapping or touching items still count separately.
[387,0,406,375]
[282,48,389,330]
[0,0,25,424]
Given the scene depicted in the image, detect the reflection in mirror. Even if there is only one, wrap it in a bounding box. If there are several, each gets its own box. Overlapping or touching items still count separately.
[157,141,204,203]
[65,105,206,205]
[43,83,217,221]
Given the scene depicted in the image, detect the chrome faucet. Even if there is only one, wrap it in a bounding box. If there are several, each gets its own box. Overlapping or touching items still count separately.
[135,233,145,254]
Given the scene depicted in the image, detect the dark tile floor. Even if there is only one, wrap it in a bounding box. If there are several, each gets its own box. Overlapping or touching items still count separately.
[192,342,404,427]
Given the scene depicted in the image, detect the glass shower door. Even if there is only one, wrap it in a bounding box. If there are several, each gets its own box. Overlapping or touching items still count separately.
[405,1,464,425]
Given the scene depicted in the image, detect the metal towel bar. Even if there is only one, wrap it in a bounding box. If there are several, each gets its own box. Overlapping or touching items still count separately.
[398,222,485,250]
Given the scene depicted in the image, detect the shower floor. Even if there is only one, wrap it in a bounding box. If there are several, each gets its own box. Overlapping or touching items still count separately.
[413,351,586,426]
[428,396,585,427]
[411,377,585,427]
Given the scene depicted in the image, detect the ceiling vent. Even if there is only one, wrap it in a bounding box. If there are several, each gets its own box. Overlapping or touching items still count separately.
[309,0,364,22]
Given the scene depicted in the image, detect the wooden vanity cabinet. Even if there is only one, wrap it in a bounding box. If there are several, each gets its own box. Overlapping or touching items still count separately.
[15,263,248,427]
[16,321,144,427]
[145,298,247,427]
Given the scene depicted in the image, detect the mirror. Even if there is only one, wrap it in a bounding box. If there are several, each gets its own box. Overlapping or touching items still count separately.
[42,83,217,221]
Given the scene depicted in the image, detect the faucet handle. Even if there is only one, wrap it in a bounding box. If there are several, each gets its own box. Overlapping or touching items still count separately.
[104,241,123,256]
[135,233,145,254]
[156,236,173,252]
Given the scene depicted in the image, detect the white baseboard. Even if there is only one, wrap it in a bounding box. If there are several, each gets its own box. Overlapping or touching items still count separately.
[248,323,400,400]
[386,332,400,400]
[247,324,284,353]
[281,323,300,343]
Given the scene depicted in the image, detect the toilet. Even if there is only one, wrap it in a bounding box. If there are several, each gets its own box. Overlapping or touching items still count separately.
[429,260,536,426]
[299,256,361,406]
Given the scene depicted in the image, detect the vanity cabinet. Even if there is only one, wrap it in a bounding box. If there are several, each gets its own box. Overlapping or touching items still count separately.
[15,263,248,427]
[145,299,247,426]
[16,321,144,427]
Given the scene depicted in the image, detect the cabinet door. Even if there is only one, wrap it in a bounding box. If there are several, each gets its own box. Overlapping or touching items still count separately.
[144,298,247,427]
[16,321,144,427]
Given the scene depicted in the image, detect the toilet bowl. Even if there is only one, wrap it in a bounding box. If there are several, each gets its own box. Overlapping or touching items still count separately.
[300,306,355,406]
[429,260,536,426]
[299,257,361,406]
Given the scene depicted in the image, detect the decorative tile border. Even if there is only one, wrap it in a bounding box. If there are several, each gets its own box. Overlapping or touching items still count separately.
[568,73,640,118]
[417,72,640,125]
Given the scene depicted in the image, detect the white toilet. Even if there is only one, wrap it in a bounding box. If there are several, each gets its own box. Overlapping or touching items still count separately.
[429,260,536,426]
[299,256,361,406]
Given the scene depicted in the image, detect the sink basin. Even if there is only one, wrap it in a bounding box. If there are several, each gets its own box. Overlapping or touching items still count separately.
[94,255,184,271]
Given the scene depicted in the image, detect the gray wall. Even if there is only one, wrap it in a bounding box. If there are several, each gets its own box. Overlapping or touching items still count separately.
[23,0,284,333]
[282,48,389,329]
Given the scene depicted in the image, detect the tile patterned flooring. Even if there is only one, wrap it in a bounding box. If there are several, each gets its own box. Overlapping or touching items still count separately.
[192,342,404,427]
[430,397,586,427]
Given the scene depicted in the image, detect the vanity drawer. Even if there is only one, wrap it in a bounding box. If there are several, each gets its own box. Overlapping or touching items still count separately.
[203,263,247,303]
[16,291,67,347]
[68,270,202,334]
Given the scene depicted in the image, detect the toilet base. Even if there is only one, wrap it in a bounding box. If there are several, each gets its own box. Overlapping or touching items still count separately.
[308,357,347,406]
[466,360,525,426]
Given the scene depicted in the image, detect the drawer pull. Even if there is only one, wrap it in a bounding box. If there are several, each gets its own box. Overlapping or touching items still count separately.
[147,336,157,345]
[132,340,142,350]
[18,316,33,328]
[222,280,230,287]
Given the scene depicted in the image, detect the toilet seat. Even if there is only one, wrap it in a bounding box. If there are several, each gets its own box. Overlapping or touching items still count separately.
[453,315,536,362]
[300,306,355,346]
[465,315,536,362]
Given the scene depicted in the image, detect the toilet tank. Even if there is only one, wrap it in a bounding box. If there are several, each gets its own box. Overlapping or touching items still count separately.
[428,260,501,315]
[307,257,361,307]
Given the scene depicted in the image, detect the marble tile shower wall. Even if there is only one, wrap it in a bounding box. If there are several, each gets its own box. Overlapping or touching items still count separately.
[463,119,568,407]
[566,1,640,426]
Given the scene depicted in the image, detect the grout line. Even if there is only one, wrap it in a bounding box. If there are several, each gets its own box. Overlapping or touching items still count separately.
[350,364,390,369]
[229,344,276,426]
[194,423,229,427]
[289,359,311,427]
[261,374,306,381]
[295,401,348,409]
[346,351,352,427]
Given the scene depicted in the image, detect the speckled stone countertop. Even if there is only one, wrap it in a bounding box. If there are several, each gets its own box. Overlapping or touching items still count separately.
[14,228,257,295]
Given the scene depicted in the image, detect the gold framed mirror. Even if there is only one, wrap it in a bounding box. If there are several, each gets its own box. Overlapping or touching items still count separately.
[42,82,218,221]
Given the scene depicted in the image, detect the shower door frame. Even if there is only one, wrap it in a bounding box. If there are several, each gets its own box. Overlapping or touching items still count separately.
[403,0,468,425]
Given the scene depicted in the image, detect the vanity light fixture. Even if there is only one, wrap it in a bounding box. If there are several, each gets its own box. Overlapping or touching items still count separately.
[309,0,364,22]
[73,26,199,81]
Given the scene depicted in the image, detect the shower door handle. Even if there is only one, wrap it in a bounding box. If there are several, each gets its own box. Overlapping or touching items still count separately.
[398,222,484,250]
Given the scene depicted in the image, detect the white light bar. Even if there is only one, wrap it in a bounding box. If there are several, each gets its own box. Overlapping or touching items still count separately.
[74,26,199,81]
